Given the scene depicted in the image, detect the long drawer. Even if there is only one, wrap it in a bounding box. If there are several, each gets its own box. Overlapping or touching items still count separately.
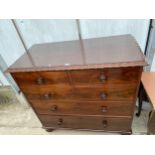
[30,100,133,116]
[22,84,137,101]
[39,115,132,131]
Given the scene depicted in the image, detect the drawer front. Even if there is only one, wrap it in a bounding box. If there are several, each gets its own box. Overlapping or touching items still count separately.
[23,84,137,101]
[39,115,131,131]
[70,67,141,85]
[12,71,69,86]
[30,100,133,116]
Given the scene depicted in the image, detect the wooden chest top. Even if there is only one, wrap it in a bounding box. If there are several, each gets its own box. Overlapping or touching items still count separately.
[7,34,147,72]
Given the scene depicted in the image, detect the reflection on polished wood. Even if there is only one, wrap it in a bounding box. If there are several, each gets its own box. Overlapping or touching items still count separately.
[8,35,146,134]
[7,34,147,73]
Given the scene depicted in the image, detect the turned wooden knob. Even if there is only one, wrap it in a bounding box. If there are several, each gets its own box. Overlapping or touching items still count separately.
[57,118,63,125]
[99,74,106,82]
[51,105,58,112]
[102,120,108,128]
[37,77,45,85]
[102,106,108,113]
[43,93,52,100]
[100,93,107,100]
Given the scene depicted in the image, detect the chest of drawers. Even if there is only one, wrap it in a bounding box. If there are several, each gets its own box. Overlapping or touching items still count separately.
[7,34,147,134]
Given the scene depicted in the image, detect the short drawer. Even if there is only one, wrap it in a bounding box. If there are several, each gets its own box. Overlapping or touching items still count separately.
[39,115,132,131]
[70,67,141,85]
[23,84,137,101]
[30,100,133,116]
[11,71,69,86]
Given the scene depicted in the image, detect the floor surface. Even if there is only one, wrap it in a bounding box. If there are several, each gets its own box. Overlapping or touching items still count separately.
[0,86,151,135]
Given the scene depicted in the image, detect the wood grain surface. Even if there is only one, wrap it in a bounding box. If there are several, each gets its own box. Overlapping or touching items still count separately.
[29,100,133,116]
[9,35,146,134]
[39,114,132,131]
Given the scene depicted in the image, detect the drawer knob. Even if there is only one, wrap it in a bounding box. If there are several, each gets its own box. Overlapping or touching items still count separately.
[37,77,45,85]
[101,106,107,113]
[44,93,52,100]
[57,118,63,125]
[100,74,106,82]
[51,105,58,112]
[100,93,107,100]
[102,120,108,128]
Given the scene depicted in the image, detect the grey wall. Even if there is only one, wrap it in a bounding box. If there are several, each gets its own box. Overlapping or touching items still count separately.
[0,19,150,86]
[0,20,26,67]
[14,19,79,48]
[151,53,155,71]
[147,20,155,71]
[79,19,149,51]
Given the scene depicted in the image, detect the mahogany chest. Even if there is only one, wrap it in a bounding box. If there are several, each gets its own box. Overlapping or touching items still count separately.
[7,34,147,134]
